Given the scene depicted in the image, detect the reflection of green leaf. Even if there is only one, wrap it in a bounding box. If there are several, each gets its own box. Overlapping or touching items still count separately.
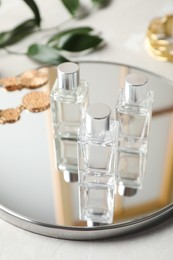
[54,33,103,52]
[48,27,93,45]
[91,0,111,7]
[27,43,68,64]
[0,19,38,48]
[61,0,79,15]
[23,0,41,26]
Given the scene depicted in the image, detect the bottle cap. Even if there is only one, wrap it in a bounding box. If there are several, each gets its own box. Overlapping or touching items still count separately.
[118,183,137,197]
[58,62,80,90]
[87,220,104,227]
[85,103,111,135]
[63,170,78,183]
[124,73,148,104]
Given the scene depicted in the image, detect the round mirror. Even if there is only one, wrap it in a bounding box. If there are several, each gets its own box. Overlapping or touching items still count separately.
[0,61,173,240]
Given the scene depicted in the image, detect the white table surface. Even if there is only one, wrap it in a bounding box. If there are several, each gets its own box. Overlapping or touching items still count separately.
[0,0,173,259]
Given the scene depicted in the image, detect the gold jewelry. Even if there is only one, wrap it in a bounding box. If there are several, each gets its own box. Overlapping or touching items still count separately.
[0,68,49,91]
[0,91,50,124]
[22,91,50,113]
[146,14,173,61]
[0,67,50,124]
[0,108,21,124]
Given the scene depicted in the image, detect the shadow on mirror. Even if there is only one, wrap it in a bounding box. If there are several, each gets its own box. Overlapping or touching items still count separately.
[0,61,173,239]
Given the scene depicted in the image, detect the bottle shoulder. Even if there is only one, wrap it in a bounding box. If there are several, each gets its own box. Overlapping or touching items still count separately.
[78,120,119,144]
[50,79,89,103]
[116,90,154,113]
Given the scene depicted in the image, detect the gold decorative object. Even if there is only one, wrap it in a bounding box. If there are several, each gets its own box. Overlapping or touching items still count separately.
[19,68,49,89]
[0,67,50,124]
[0,91,50,124]
[22,91,50,112]
[0,108,21,124]
[0,77,22,91]
[0,68,49,91]
[146,14,173,61]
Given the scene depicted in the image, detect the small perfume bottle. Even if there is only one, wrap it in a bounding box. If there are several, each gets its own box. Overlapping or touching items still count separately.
[50,62,89,174]
[78,103,119,224]
[115,73,154,191]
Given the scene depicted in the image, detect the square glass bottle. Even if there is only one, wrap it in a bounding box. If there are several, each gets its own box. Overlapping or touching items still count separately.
[115,73,154,192]
[50,62,89,175]
[78,103,119,224]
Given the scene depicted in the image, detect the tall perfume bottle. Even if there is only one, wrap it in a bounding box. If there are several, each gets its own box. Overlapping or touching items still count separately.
[115,73,154,192]
[50,62,89,174]
[78,103,119,224]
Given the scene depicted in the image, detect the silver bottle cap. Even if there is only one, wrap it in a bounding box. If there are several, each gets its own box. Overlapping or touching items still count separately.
[86,103,111,135]
[124,73,148,104]
[58,62,80,90]
[118,183,137,197]
[87,221,105,227]
[63,170,78,183]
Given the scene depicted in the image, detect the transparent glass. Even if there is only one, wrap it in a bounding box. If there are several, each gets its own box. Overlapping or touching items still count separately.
[78,121,119,224]
[50,79,89,139]
[54,137,78,173]
[115,90,154,189]
[50,79,89,172]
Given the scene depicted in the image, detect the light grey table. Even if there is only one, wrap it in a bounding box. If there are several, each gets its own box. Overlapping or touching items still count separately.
[0,0,173,259]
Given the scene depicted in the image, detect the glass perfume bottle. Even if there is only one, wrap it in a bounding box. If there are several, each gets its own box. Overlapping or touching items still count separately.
[115,73,154,192]
[78,103,119,224]
[50,62,89,174]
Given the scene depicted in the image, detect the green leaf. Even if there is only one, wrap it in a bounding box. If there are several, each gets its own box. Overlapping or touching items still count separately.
[47,26,103,53]
[48,27,93,45]
[27,43,68,64]
[91,0,112,7]
[61,0,79,15]
[0,19,38,48]
[54,33,103,52]
[23,0,41,26]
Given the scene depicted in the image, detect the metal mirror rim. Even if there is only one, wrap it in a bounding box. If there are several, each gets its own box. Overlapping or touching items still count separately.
[0,202,173,240]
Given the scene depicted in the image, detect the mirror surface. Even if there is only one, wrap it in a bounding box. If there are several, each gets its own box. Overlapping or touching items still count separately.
[0,61,173,240]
